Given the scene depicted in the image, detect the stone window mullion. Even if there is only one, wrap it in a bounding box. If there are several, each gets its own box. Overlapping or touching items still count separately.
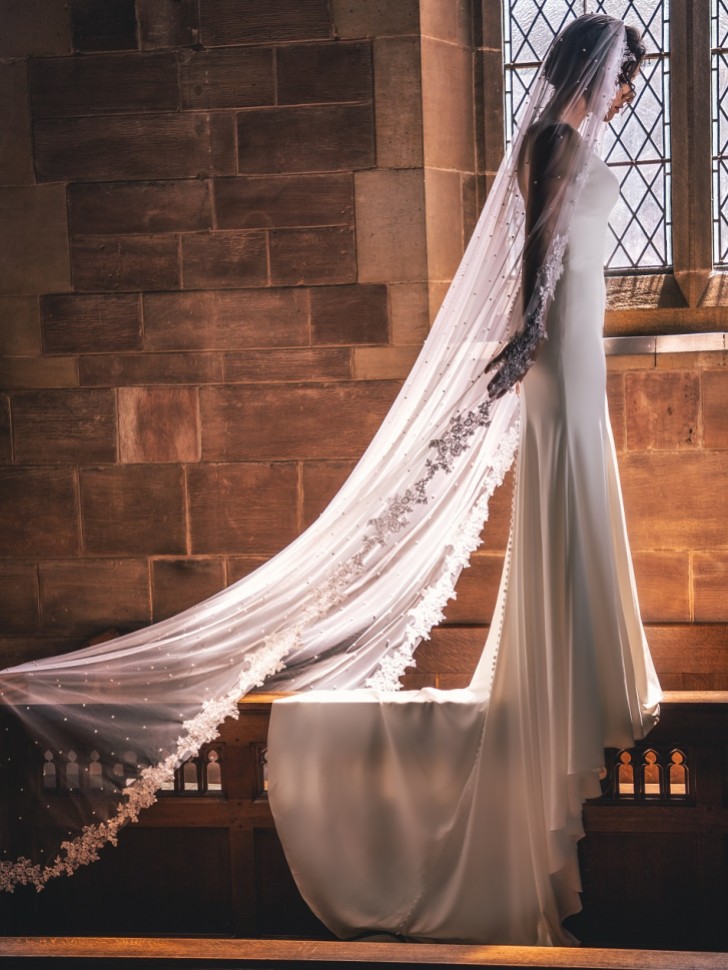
[671,0,713,308]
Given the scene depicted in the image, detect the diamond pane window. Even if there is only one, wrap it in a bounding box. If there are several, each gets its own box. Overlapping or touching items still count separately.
[502,1,671,271]
[712,0,728,265]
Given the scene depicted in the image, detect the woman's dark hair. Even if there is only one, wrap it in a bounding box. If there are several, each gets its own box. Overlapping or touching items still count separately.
[543,14,646,101]
[620,24,647,97]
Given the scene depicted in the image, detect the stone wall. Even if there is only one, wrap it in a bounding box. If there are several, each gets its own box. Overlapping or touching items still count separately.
[0,1,726,690]
[0,0,433,663]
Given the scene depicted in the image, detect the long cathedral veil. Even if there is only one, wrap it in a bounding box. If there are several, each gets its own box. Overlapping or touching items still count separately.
[0,16,630,891]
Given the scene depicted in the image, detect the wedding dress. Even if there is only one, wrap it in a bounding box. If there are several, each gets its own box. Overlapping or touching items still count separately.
[266,149,662,945]
[0,18,660,922]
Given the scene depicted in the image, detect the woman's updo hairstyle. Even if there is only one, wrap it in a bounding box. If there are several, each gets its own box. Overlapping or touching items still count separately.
[620,25,647,96]
[543,14,646,102]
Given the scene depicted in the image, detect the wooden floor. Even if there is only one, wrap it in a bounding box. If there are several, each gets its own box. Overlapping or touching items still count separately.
[0,938,725,970]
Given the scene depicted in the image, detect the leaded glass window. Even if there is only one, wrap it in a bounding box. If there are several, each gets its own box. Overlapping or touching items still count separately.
[712,0,728,266]
[502,1,671,272]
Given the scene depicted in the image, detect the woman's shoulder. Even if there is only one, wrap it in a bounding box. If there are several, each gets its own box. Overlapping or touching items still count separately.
[530,120,580,147]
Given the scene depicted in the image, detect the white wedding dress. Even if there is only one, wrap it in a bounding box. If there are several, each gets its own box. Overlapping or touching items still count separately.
[267,149,662,946]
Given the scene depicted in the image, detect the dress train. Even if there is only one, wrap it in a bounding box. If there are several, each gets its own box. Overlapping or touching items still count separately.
[267,152,661,946]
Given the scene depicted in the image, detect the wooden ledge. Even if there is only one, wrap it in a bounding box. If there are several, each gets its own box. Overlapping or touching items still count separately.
[0,937,726,968]
[240,691,728,707]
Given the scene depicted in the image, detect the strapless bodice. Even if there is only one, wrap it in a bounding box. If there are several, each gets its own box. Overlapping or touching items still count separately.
[564,152,620,274]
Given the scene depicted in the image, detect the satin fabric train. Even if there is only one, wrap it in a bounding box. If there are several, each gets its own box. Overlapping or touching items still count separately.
[267,151,661,946]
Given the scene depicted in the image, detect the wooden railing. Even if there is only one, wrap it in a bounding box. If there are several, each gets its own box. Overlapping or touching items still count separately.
[1,692,727,950]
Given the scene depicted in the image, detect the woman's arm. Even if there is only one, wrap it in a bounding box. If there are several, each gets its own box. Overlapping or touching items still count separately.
[486,122,581,398]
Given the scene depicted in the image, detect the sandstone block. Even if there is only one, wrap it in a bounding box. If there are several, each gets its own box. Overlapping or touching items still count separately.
[420,0,472,46]
[0,185,70,297]
[0,0,70,56]
[42,294,142,353]
[39,559,151,635]
[428,280,450,322]
[71,234,181,291]
[692,551,728,622]
[702,369,728,449]
[400,671,438,690]
[482,49,505,173]
[302,459,357,526]
[182,231,268,289]
[180,46,274,109]
[646,624,728,676]
[70,0,137,51]
[80,353,223,387]
[30,53,179,118]
[413,626,485,675]
[187,462,299,555]
[139,0,199,49]
[143,289,309,350]
[620,453,728,550]
[352,345,419,380]
[424,167,466,281]
[355,170,427,283]
[310,284,388,345]
[214,174,353,230]
[0,298,42,356]
[0,468,79,556]
[331,0,419,38]
[436,673,472,690]
[0,357,78,389]
[152,557,226,621]
[0,636,85,667]
[237,103,375,175]
[199,0,331,45]
[478,466,515,553]
[269,227,356,286]
[277,41,372,105]
[604,353,656,372]
[0,62,34,183]
[625,371,700,450]
[80,465,186,555]
[373,37,423,169]
[69,180,213,235]
[223,348,351,383]
[118,387,199,463]
[35,112,236,181]
[388,283,430,346]
[631,551,690,623]
[606,372,626,452]
[200,382,400,460]
[0,562,39,635]
[421,38,474,172]
[462,172,479,244]
[226,555,269,584]
[442,553,504,625]
[12,389,116,464]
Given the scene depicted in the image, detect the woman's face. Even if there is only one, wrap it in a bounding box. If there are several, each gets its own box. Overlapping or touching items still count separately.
[605,64,640,122]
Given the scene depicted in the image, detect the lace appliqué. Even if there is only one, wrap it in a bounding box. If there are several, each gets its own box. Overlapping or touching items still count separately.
[486,232,568,398]
[368,401,491,546]
[366,418,520,690]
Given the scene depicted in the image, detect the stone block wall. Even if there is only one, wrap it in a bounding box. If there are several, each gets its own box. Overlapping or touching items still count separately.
[0,0,726,693]
[0,0,435,667]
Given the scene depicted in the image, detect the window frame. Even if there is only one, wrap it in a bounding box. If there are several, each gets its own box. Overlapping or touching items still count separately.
[485,1,723,337]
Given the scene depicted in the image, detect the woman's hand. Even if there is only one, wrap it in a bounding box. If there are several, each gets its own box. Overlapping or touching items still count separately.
[484,330,537,399]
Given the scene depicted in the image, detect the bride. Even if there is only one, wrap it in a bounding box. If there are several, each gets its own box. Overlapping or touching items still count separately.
[266,13,661,946]
[0,13,661,946]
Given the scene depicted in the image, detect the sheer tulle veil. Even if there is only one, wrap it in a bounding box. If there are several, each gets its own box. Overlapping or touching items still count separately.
[0,16,630,890]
